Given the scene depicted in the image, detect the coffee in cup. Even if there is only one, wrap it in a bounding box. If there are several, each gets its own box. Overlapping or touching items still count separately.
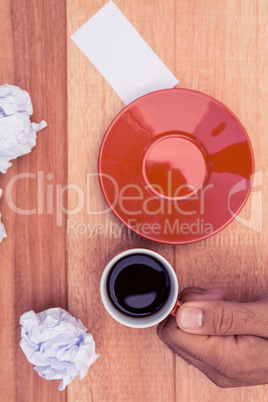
[100,248,181,328]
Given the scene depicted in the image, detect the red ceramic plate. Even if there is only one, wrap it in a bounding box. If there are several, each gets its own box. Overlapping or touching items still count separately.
[98,89,254,244]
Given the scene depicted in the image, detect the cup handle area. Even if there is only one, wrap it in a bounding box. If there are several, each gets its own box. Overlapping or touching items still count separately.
[170,298,182,317]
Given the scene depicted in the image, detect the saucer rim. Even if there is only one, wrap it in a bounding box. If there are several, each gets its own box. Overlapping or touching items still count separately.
[98,88,255,244]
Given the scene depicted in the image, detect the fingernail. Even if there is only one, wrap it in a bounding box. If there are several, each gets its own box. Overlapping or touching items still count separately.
[180,307,203,329]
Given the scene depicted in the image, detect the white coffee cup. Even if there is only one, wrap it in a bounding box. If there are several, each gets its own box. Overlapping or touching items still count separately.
[100,248,181,328]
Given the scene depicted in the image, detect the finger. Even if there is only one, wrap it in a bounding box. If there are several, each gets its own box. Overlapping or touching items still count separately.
[179,289,226,303]
[179,287,226,299]
[176,299,268,337]
[157,317,213,369]
[157,314,173,340]
[157,316,217,367]
[157,316,236,388]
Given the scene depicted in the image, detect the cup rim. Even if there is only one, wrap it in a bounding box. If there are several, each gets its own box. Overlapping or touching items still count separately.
[100,248,178,328]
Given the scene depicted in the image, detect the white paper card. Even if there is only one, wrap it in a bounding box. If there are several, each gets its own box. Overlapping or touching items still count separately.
[71,1,179,104]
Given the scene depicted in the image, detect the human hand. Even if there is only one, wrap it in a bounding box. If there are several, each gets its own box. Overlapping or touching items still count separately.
[157,287,268,388]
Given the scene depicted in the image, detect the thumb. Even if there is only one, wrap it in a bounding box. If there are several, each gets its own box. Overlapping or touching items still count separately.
[176,299,268,337]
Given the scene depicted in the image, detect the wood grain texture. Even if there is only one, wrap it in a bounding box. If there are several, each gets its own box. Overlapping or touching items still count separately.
[174,1,268,401]
[0,0,67,401]
[67,0,268,402]
[67,1,176,401]
[67,0,268,401]
[1,0,268,401]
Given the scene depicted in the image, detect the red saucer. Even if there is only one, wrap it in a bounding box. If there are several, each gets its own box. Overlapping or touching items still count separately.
[98,89,254,244]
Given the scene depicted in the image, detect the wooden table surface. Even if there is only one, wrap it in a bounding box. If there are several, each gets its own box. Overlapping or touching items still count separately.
[1,0,268,401]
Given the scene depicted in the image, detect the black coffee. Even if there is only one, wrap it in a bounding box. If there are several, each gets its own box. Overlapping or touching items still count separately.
[107,253,170,317]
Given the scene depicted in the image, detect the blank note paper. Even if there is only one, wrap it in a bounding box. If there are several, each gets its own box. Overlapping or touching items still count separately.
[71,1,179,105]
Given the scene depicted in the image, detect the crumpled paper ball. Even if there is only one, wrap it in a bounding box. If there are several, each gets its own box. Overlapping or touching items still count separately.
[0,83,47,174]
[0,83,47,242]
[20,308,99,391]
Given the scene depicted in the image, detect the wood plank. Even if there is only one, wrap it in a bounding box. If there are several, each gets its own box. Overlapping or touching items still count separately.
[0,0,67,401]
[175,0,268,400]
[0,3,16,401]
[67,1,176,400]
